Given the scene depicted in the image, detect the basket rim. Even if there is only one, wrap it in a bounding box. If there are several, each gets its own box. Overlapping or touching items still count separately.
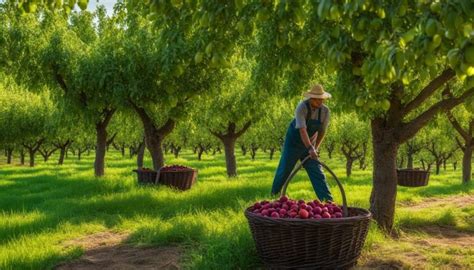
[160,168,198,173]
[133,169,157,173]
[397,168,430,173]
[244,206,371,223]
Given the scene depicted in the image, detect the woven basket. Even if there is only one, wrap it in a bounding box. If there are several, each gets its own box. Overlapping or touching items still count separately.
[159,169,198,191]
[245,207,371,269]
[245,157,371,269]
[133,169,157,185]
[397,168,430,187]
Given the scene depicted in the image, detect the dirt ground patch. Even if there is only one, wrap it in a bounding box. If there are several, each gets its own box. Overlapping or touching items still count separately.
[56,232,182,270]
[355,225,473,269]
[399,195,474,210]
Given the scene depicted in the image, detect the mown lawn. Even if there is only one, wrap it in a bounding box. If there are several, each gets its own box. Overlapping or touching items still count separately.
[0,150,472,269]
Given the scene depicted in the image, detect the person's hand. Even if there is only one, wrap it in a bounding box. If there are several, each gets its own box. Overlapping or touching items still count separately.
[308,146,318,159]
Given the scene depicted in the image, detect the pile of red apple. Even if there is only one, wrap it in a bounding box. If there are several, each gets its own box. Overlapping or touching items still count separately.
[249,196,344,219]
[160,164,192,172]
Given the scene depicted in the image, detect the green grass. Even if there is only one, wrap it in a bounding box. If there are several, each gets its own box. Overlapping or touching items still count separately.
[0,150,472,269]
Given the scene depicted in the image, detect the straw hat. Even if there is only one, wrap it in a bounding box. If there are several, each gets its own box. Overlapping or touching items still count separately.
[303,84,332,99]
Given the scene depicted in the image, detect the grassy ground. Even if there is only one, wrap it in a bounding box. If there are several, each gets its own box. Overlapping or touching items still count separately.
[0,150,472,269]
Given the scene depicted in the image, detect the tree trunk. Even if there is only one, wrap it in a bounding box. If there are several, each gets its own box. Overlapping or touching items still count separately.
[453,161,457,171]
[421,159,426,170]
[173,146,181,158]
[435,160,442,175]
[397,156,405,169]
[78,151,82,161]
[369,122,399,232]
[131,103,174,171]
[241,145,247,156]
[20,149,25,165]
[407,152,414,169]
[269,147,275,160]
[95,122,108,177]
[29,149,35,167]
[250,145,258,160]
[346,158,353,178]
[223,137,237,177]
[137,140,145,169]
[462,144,472,183]
[210,121,251,178]
[58,148,66,165]
[6,148,13,164]
[198,146,204,161]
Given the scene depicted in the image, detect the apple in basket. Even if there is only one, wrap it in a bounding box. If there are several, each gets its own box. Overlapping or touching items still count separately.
[160,165,191,172]
[249,197,345,219]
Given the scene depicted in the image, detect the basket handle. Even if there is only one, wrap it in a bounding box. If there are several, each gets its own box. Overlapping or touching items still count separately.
[280,155,349,217]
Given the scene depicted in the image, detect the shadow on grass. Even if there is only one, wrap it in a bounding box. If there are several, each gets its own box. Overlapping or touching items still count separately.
[0,165,269,248]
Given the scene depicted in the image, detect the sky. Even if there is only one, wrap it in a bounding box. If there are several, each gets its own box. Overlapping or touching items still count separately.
[86,0,117,15]
[0,0,118,15]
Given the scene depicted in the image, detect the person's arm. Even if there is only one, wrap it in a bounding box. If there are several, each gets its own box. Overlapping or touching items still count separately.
[295,103,318,158]
[299,128,314,149]
[314,108,330,151]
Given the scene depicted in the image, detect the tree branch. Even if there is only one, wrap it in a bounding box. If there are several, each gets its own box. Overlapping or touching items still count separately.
[399,87,474,143]
[402,69,455,116]
[455,136,466,151]
[157,118,175,137]
[445,110,470,141]
[209,129,224,140]
[107,132,117,146]
[52,64,68,93]
[235,121,252,138]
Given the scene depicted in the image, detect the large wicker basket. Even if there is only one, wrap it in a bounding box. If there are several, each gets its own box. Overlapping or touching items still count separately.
[245,157,371,269]
[159,168,198,191]
[133,168,157,185]
[397,168,430,187]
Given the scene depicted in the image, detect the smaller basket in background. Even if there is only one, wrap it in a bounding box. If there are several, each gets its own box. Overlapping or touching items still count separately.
[397,168,430,187]
[159,165,198,191]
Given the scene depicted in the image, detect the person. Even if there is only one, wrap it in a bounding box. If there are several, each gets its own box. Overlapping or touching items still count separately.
[271,84,333,201]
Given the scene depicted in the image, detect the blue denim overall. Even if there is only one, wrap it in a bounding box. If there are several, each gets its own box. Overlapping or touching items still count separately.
[271,101,333,201]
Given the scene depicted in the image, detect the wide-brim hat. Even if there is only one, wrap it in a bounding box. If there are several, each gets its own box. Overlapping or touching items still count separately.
[303,84,332,99]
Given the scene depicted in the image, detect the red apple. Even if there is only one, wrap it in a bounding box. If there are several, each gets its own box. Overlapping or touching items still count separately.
[279,208,287,216]
[271,212,280,218]
[314,214,322,219]
[313,206,322,215]
[334,212,343,218]
[279,196,289,203]
[299,209,309,219]
[289,211,298,218]
[298,199,305,204]
[261,209,269,216]
[322,212,331,219]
